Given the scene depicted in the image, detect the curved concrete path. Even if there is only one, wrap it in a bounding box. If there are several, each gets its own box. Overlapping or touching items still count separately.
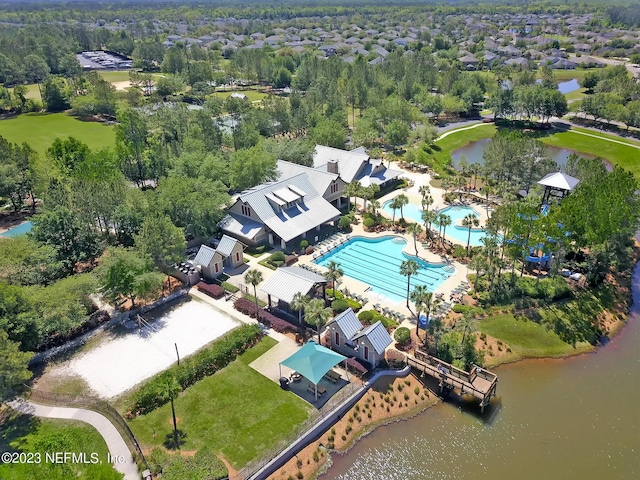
[8,399,139,480]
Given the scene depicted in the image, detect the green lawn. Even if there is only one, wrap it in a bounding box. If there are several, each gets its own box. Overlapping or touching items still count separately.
[9,83,41,101]
[479,314,592,364]
[127,337,312,469]
[551,66,611,82]
[540,126,640,179]
[0,113,116,155]
[564,87,587,102]
[97,70,166,84]
[213,89,268,103]
[0,414,122,480]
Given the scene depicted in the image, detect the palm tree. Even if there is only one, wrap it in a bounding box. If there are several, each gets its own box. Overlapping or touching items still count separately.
[157,376,182,449]
[407,223,423,255]
[244,269,263,321]
[290,292,309,328]
[469,164,481,190]
[305,297,333,344]
[400,259,420,308]
[389,196,403,226]
[362,184,380,213]
[418,184,431,201]
[324,260,344,293]
[429,316,445,355]
[422,291,442,350]
[370,199,380,216]
[436,213,450,246]
[410,285,429,335]
[468,254,486,291]
[421,209,437,239]
[345,180,362,212]
[454,175,466,201]
[396,194,409,220]
[459,312,476,348]
[421,194,434,213]
[462,213,480,252]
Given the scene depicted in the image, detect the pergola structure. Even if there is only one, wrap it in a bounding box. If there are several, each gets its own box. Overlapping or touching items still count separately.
[279,341,347,401]
[538,172,580,205]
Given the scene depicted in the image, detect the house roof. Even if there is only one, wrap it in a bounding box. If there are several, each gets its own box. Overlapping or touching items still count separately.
[260,266,326,304]
[275,160,340,195]
[215,234,242,257]
[194,245,219,267]
[313,145,369,184]
[280,341,346,385]
[236,173,340,242]
[352,321,393,355]
[538,172,580,191]
[328,308,362,339]
[357,163,403,187]
[218,214,264,242]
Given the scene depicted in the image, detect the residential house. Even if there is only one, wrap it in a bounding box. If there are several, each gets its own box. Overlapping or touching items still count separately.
[459,54,479,70]
[575,43,591,54]
[326,308,393,368]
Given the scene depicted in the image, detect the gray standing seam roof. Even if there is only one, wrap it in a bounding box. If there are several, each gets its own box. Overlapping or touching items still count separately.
[275,160,340,196]
[313,145,369,184]
[352,321,393,355]
[194,245,218,267]
[328,308,362,340]
[260,266,327,304]
[216,234,242,257]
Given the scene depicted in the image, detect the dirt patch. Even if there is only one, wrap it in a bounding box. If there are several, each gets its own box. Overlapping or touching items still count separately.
[112,80,132,91]
[268,374,438,480]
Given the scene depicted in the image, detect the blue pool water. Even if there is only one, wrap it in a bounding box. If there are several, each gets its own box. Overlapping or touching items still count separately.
[0,221,32,237]
[381,201,488,247]
[314,236,452,303]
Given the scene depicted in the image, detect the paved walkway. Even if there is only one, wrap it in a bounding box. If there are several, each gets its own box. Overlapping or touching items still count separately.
[7,399,139,480]
[249,332,300,382]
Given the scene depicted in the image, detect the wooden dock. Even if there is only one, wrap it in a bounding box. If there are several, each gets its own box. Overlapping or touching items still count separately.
[408,350,498,412]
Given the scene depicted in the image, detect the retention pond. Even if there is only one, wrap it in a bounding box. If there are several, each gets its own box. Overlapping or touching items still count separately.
[323,260,640,479]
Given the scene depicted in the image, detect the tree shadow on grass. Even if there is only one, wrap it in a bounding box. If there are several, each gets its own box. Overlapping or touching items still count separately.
[0,411,41,452]
[162,429,187,450]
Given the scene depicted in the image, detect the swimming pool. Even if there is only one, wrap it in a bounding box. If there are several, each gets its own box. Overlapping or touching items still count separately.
[381,201,488,247]
[314,236,452,303]
[0,221,32,238]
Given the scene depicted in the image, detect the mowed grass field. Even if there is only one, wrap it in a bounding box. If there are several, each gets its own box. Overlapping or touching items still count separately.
[126,337,312,469]
[540,126,640,179]
[0,113,115,154]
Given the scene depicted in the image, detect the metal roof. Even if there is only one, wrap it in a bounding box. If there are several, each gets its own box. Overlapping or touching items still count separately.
[352,321,393,355]
[218,214,265,242]
[216,234,242,257]
[260,266,326,304]
[537,172,580,191]
[194,245,219,267]
[313,145,369,184]
[264,196,340,242]
[328,308,362,340]
[275,160,340,196]
[273,187,301,203]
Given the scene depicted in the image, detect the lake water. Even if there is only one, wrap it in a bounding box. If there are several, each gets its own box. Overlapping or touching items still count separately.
[557,78,581,94]
[452,138,592,169]
[322,259,640,479]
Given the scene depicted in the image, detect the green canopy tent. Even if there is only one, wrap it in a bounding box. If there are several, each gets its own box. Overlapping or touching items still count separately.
[279,341,347,401]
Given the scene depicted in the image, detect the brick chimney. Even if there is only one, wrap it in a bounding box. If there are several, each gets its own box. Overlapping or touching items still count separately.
[327,160,339,174]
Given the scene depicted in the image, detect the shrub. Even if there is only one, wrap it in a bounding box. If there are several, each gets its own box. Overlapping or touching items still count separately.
[234,297,259,317]
[299,240,309,251]
[197,282,224,299]
[221,281,239,293]
[339,215,352,231]
[358,310,375,324]
[363,217,375,229]
[128,324,262,416]
[346,357,368,375]
[259,310,299,334]
[269,251,286,262]
[394,327,411,346]
[451,245,467,258]
[331,298,349,313]
[386,350,406,369]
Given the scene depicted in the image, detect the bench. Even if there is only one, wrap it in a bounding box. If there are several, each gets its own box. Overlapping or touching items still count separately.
[307,383,327,395]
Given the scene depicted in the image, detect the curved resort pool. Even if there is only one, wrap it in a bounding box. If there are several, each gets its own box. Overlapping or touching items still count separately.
[314,236,453,303]
[381,201,488,247]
